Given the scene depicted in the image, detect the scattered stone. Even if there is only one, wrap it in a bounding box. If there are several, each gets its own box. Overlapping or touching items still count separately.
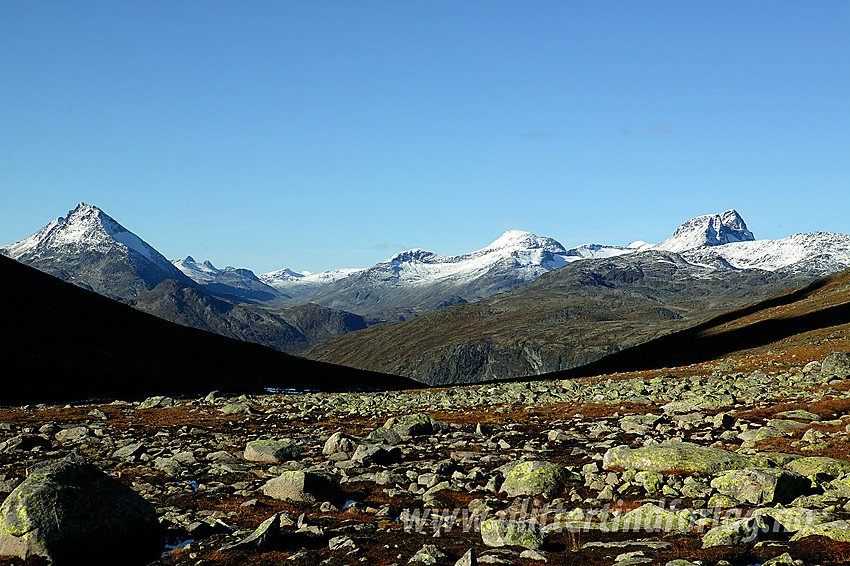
[262,470,342,504]
[323,432,358,455]
[821,351,850,377]
[785,456,850,478]
[352,443,402,465]
[455,549,477,566]
[137,395,174,409]
[244,439,301,463]
[220,513,280,551]
[409,544,448,565]
[481,519,546,550]
[710,468,811,505]
[499,461,576,499]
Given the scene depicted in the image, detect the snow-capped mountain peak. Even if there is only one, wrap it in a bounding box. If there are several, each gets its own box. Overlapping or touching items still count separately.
[486,230,567,254]
[3,203,172,268]
[654,209,755,253]
[0,203,189,297]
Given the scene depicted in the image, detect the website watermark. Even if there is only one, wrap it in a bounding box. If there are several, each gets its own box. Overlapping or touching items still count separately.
[398,498,820,542]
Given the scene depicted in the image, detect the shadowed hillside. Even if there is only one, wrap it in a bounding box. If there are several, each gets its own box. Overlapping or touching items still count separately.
[0,256,421,405]
[552,267,850,380]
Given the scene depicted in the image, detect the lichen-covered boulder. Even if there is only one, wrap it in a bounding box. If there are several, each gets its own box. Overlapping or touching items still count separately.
[499,460,577,499]
[702,514,785,547]
[244,439,301,463]
[383,414,450,437]
[262,470,342,504]
[481,519,546,550]
[786,456,850,478]
[821,351,850,378]
[790,520,850,543]
[710,468,811,505]
[351,443,402,465]
[603,442,773,474]
[0,459,162,564]
[322,432,357,455]
[612,503,695,533]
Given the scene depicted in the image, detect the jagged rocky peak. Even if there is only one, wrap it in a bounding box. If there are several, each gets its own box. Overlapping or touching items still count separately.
[654,209,755,253]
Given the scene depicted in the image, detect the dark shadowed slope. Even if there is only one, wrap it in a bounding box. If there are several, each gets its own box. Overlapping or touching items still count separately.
[553,267,850,380]
[0,255,421,405]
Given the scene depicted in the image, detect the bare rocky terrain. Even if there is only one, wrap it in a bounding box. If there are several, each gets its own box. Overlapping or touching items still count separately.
[4,335,850,565]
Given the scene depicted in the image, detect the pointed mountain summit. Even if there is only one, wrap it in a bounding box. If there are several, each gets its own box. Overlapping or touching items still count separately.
[655,209,755,253]
[1,203,190,298]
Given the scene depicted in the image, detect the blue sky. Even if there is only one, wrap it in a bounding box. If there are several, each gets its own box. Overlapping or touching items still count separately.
[2,1,847,273]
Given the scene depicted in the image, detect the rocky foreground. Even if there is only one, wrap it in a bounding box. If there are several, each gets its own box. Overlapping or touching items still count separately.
[3,352,850,565]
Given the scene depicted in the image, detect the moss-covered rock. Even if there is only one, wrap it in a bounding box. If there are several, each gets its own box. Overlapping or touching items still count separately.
[603,442,774,474]
[785,456,850,478]
[244,439,301,463]
[0,458,162,564]
[499,460,577,499]
[481,518,546,549]
[790,519,850,542]
[710,468,810,505]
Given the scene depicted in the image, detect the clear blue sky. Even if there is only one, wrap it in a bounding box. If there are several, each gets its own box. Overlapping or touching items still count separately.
[2,1,847,273]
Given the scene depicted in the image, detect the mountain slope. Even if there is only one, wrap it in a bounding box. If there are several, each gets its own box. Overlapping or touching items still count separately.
[301,230,574,319]
[556,266,850,379]
[0,203,192,299]
[305,251,814,385]
[126,280,367,354]
[172,257,284,303]
[0,255,420,405]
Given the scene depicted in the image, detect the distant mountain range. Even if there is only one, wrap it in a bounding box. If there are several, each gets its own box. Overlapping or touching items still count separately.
[3,203,849,385]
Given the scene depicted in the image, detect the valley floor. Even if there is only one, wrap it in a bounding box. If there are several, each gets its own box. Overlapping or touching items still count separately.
[2,325,850,566]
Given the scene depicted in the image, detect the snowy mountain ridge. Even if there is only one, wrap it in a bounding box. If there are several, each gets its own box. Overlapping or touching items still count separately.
[0,203,188,297]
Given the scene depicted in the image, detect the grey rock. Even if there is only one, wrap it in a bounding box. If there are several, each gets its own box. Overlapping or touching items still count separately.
[822,351,850,377]
[112,442,146,462]
[55,426,91,442]
[262,470,342,504]
[384,413,450,437]
[481,518,546,550]
[244,439,301,463]
[137,395,175,409]
[352,443,402,465]
[367,427,404,446]
[0,459,162,564]
[3,435,51,452]
[603,441,773,474]
[409,544,448,565]
[322,432,358,455]
[455,549,477,566]
[220,513,280,551]
[710,468,811,505]
[499,460,576,499]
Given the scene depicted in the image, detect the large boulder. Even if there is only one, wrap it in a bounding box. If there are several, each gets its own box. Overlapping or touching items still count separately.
[603,442,773,474]
[244,439,301,463]
[351,443,402,465]
[821,351,850,378]
[790,519,850,543]
[480,519,546,550]
[499,461,577,499]
[786,456,850,478]
[710,468,810,505]
[0,459,162,564]
[322,432,357,455]
[262,470,342,504]
[383,414,450,437]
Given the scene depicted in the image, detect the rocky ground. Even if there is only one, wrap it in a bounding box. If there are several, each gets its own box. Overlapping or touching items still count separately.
[4,346,850,565]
